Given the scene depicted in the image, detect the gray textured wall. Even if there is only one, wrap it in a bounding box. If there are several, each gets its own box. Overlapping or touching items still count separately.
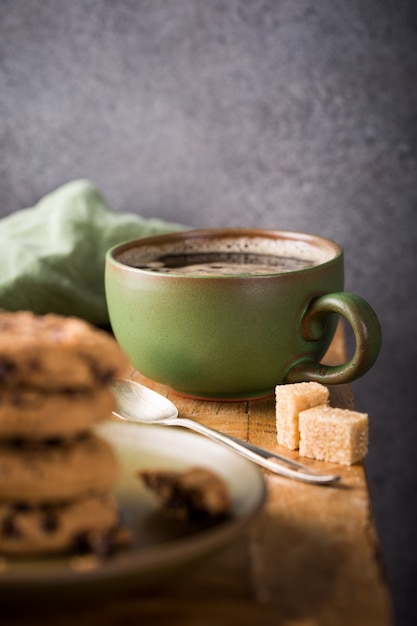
[1,1,416,623]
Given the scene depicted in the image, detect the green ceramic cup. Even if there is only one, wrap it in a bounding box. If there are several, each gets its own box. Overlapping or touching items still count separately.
[105,229,381,400]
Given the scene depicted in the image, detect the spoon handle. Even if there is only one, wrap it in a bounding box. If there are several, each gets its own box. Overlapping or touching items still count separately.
[172,417,340,485]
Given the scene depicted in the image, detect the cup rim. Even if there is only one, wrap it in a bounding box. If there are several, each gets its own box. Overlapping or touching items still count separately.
[106,228,342,278]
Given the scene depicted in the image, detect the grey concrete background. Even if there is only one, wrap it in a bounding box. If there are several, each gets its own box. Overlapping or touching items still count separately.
[0,1,416,623]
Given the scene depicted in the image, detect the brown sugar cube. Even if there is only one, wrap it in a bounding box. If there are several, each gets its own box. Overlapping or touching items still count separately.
[299,406,368,465]
[275,382,329,450]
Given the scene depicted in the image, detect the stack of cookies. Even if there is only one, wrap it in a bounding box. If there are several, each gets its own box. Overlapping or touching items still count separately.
[0,311,129,556]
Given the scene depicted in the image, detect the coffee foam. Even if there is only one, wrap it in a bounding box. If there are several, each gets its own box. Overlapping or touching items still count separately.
[116,235,335,273]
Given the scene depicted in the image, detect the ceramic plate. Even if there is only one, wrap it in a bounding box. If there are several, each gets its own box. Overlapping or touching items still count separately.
[0,420,266,597]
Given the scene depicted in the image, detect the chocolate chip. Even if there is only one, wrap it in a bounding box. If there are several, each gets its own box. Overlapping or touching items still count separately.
[8,438,25,449]
[1,515,20,539]
[98,368,116,383]
[72,531,113,558]
[43,437,63,447]
[41,512,59,534]
[88,356,117,385]
[0,359,16,381]
[72,532,93,555]
[13,502,30,512]
[62,388,86,399]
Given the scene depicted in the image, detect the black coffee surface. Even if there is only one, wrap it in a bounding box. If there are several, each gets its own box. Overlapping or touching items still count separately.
[134,252,315,275]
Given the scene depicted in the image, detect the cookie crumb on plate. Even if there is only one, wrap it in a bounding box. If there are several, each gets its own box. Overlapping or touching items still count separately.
[139,466,232,520]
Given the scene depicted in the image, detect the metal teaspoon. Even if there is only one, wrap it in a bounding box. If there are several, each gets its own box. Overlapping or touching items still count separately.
[110,378,340,485]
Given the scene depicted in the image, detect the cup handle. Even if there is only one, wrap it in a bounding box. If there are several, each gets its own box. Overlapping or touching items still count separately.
[286,292,382,385]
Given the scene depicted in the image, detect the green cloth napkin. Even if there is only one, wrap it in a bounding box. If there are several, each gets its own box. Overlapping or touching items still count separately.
[0,180,186,326]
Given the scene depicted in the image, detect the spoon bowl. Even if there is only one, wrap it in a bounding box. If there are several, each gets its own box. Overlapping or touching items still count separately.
[111,378,179,422]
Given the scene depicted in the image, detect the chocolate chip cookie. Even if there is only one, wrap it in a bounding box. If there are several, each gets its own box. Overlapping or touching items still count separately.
[0,311,130,389]
[0,493,120,555]
[0,433,118,503]
[0,386,115,439]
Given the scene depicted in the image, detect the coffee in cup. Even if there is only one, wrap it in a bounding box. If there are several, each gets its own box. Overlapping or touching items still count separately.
[116,232,331,275]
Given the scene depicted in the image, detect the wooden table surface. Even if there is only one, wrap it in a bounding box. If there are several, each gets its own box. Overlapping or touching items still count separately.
[5,324,393,626]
